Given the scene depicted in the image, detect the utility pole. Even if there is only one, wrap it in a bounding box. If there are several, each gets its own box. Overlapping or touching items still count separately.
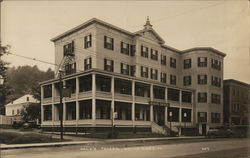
[59,70,63,140]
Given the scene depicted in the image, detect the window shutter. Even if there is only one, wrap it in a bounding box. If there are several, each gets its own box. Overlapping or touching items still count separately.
[104,36,107,48]
[198,75,200,84]
[126,64,129,75]
[205,75,207,83]
[111,38,114,50]
[198,57,200,66]
[156,70,158,80]
[73,63,76,73]
[111,60,114,72]
[89,58,92,69]
[121,42,123,53]
[89,34,92,47]
[63,45,66,56]
[146,47,148,57]
[84,36,87,48]
[146,67,148,77]
[150,68,153,79]
[141,66,143,77]
[104,58,107,70]
[72,41,75,54]
[120,63,123,74]
[84,59,87,70]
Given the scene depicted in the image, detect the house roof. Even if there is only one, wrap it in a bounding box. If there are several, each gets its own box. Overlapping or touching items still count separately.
[50,17,226,57]
[5,94,38,107]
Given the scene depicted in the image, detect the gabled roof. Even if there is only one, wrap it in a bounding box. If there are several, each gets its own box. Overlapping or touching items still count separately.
[5,94,38,107]
[135,28,165,44]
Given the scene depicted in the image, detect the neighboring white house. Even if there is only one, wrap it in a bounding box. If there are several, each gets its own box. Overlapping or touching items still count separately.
[5,94,39,116]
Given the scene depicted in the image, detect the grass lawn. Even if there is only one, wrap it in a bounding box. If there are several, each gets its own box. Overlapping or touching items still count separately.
[68,132,167,139]
[0,129,66,144]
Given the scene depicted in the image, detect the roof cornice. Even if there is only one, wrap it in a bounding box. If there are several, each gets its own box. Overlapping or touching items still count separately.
[182,47,226,57]
[51,18,135,42]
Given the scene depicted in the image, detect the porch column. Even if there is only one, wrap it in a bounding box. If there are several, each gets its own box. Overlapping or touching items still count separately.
[150,84,154,122]
[179,90,182,135]
[76,77,79,126]
[52,83,55,124]
[111,76,115,121]
[41,86,44,123]
[165,87,168,125]
[63,81,66,122]
[92,73,96,125]
[132,80,135,124]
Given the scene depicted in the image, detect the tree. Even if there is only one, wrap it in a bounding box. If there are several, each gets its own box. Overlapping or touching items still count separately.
[0,44,11,114]
[5,66,54,103]
[21,103,41,123]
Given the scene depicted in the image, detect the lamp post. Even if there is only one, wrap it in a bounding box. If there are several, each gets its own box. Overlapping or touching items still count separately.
[59,69,64,140]
[169,111,172,136]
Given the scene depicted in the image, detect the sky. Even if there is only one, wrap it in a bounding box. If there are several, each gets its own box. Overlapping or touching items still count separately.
[1,0,249,84]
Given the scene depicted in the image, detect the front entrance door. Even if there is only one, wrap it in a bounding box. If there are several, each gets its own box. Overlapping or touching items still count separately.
[202,124,207,136]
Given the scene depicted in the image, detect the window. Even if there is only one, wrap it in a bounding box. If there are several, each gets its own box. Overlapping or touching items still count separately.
[104,36,114,50]
[150,68,158,80]
[119,81,131,95]
[150,49,158,61]
[184,59,191,69]
[153,86,165,99]
[198,75,207,84]
[135,83,150,97]
[170,57,176,68]
[141,45,148,58]
[161,54,167,65]
[130,45,136,56]
[43,84,52,98]
[130,65,136,77]
[65,63,76,75]
[198,92,207,103]
[121,42,129,55]
[104,58,114,72]
[211,113,220,123]
[84,34,92,48]
[120,63,130,75]
[44,105,52,121]
[12,110,14,115]
[183,76,191,86]
[63,41,75,56]
[161,72,167,83]
[232,103,240,113]
[211,59,221,70]
[17,109,20,115]
[198,57,207,67]
[170,75,176,85]
[211,93,221,104]
[182,91,192,103]
[27,97,29,101]
[198,112,207,122]
[84,57,92,70]
[168,88,179,101]
[141,66,149,78]
[168,107,179,122]
[211,76,221,87]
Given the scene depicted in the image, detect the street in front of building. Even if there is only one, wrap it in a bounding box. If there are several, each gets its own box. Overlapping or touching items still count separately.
[2,138,250,158]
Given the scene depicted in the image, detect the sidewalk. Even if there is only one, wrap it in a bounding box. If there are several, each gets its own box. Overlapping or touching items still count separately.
[0,136,205,150]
